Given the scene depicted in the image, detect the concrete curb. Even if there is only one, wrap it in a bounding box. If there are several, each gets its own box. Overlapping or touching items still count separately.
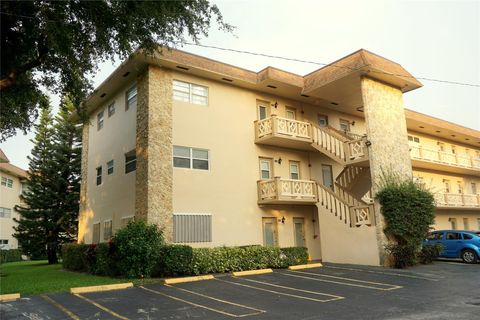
[70,283,133,294]
[232,269,273,277]
[288,263,323,270]
[164,275,215,284]
[0,293,20,302]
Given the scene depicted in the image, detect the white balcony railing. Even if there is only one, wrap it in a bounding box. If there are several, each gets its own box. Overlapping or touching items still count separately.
[255,115,312,141]
[257,178,318,204]
[410,146,480,171]
[434,193,480,208]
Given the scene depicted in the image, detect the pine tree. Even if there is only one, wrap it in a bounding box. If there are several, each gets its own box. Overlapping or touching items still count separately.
[14,97,82,264]
[14,106,56,261]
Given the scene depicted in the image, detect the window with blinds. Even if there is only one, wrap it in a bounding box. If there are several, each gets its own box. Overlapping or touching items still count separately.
[173,213,212,243]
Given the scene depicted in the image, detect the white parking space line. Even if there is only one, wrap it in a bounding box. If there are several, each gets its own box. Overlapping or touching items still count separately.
[323,265,442,281]
[283,270,402,291]
[216,277,344,303]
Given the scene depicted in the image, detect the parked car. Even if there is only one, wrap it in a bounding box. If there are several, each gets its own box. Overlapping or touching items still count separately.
[423,230,480,264]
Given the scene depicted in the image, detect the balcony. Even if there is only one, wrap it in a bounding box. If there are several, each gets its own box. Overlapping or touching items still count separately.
[254,115,313,150]
[410,146,480,176]
[434,193,480,210]
[257,177,318,205]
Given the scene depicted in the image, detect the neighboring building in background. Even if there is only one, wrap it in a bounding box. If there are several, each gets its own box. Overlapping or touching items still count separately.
[76,48,480,266]
[0,149,28,249]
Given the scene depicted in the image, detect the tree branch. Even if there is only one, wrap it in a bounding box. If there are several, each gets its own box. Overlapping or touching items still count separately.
[0,49,48,91]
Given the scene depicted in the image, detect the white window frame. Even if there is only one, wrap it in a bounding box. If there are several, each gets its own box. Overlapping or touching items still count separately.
[107,160,114,175]
[318,114,328,127]
[1,176,13,188]
[97,110,104,131]
[289,161,300,180]
[173,80,208,106]
[286,107,296,120]
[92,222,101,244]
[120,216,134,228]
[107,102,115,117]
[126,85,137,110]
[103,220,113,240]
[125,150,136,174]
[339,119,350,132]
[173,146,209,170]
[258,105,268,120]
[408,135,420,144]
[96,166,102,186]
[259,158,272,180]
[0,207,12,218]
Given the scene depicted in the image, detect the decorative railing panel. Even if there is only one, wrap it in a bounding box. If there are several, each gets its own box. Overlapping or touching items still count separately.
[410,146,480,171]
[257,178,317,203]
[255,115,312,142]
[434,192,480,208]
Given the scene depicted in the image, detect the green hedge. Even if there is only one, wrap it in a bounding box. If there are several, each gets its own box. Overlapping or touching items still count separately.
[0,249,23,264]
[63,243,309,278]
[155,245,308,277]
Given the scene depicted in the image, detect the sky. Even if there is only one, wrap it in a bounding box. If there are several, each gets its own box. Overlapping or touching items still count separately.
[1,0,479,169]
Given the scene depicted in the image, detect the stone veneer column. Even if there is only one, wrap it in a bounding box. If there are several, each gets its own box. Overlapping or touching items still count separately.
[136,65,173,242]
[78,123,90,243]
[361,76,413,266]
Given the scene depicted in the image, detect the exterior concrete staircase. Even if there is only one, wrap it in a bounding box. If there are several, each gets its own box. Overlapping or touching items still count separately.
[310,124,369,166]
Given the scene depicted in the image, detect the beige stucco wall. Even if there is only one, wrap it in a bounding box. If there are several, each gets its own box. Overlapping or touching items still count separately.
[78,81,137,243]
[408,130,480,159]
[0,171,23,249]
[435,211,480,231]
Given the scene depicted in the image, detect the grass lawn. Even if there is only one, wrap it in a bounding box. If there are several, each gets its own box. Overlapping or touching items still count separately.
[0,260,162,295]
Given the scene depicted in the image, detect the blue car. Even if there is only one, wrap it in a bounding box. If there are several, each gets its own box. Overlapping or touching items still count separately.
[423,230,480,264]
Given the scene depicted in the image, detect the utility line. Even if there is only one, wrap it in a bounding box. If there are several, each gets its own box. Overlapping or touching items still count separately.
[2,11,479,88]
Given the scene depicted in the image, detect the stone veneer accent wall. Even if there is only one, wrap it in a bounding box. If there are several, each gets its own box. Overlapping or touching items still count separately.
[77,123,90,243]
[136,65,173,242]
[361,76,413,266]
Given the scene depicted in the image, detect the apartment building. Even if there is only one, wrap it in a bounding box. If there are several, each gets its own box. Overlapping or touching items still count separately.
[0,149,28,249]
[77,48,480,266]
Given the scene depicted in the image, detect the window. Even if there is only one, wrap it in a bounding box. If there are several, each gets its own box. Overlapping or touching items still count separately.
[126,85,137,110]
[446,232,461,240]
[173,213,212,243]
[107,160,114,175]
[92,222,100,244]
[443,180,450,193]
[449,218,457,230]
[408,135,420,143]
[427,232,443,241]
[107,102,115,117]
[471,182,477,194]
[0,240,8,244]
[457,181,463,194]
[258,105,268,120]
[0,207,11,218]
[103,220,112,240]
[286,107,296,120]
[322,164,334,190]
[173,146,209,170]
[463,218,470,230]
[463,233,473,240]
[259,158,272,180]
[125,150,136,174]
[289,161,300,180]
[451,145,456,154]
[318,114,328,127]
[339,119,350,132]
[173,80,208,105]
[121,216,134,228]
[97,110,104,130]
[96,166,102,186]
[1,177,13,188]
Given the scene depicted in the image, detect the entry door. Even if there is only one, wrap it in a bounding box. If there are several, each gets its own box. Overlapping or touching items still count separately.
[321,164,334,190]
[262,217,278,247]
[293,218,306,247]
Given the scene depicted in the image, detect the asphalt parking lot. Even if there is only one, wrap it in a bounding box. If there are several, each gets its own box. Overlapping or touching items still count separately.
[1,261,479,320]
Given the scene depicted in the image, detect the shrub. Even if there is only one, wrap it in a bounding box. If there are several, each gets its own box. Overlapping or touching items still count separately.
[62,243,90,272]
[113,220,164,278]
[418,244,443,264]
[0,249,23,264]
[93,242,117,276]
[280,247,309,267]
[376,171,436,268]
[156,245,193,276]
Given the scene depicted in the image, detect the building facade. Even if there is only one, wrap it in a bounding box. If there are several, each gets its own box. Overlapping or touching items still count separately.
[0,149,28,249]
[77,49,480,266]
